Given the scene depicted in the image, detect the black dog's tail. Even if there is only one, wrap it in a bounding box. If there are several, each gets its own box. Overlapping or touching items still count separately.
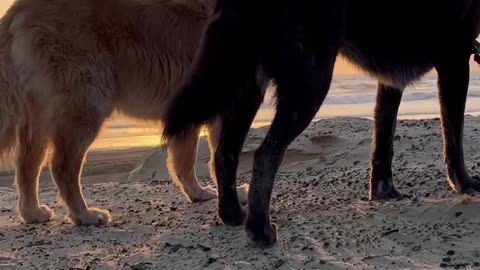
[162,10,259,141]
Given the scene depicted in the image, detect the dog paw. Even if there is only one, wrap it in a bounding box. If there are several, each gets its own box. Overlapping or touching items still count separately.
[218,204,246,227]
[237,183,249,205]
[187,186,218,203]
[188,184,249,204]
[21,204,55,224]
[70,207,111,225]
[245,221,278,248]
[370,178,403,201]
[453,176,480,194]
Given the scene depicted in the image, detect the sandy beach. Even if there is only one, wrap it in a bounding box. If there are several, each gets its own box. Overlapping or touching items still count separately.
[1,116,480,269]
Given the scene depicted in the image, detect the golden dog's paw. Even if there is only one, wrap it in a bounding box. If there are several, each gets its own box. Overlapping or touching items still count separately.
[21,204,56,224]
[237,183,250,205]
[188,186,217,203]
[70,207,112,225]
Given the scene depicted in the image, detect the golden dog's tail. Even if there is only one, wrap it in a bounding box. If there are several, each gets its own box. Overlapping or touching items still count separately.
[0,6,26,170]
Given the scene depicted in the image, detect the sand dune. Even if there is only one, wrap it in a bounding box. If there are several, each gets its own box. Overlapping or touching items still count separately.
[2,116,480,269]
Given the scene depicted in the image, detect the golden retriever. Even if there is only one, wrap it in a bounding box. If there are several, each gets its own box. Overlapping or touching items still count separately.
[0,0,248,225]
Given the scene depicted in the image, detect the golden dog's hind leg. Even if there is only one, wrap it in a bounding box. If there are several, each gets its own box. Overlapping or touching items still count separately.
[16,118,55,224]
[167,127,217,202]
[207,119,249,204]
[50,109,111,225]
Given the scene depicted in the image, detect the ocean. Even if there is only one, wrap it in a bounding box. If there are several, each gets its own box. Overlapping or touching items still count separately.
[92,73,480,150]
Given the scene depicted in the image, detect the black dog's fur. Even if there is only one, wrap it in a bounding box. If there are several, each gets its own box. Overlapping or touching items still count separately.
[163,0,480,247]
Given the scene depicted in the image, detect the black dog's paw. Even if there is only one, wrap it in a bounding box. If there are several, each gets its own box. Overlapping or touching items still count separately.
[460,176,480,194]
[370,178,403,201]
[448,175,480,194]
[218,205,246,227]
[245,220,278,248]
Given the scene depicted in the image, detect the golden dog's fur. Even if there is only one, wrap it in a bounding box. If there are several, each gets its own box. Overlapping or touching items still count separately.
[0,0,248,225]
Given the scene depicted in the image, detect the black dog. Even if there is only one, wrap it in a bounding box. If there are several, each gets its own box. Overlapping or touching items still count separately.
[163,0,480,247]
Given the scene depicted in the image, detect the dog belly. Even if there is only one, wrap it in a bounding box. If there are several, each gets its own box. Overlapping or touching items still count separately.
[114,86,173,121]
[339,42,434,89]
[338,0,469,88]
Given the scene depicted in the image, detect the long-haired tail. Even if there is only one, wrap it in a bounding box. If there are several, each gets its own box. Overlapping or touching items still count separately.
[162,2,259,141]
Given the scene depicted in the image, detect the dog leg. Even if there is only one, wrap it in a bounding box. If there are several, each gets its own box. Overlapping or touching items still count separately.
[16,116,54,224]
[436,48,480,193]
[245,80,332,246]
[245,33,339,246]
[207,118,250,205]
[50,108,111,225]
[167,127,217,202]
[369,83,403,200]
[213,80,264,226]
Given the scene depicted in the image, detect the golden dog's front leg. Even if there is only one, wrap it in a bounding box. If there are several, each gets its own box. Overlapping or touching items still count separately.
[51,152,111,225]
[49,110,111,225]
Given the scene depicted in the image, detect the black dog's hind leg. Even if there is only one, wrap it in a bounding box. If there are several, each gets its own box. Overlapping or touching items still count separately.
[436,48,480,193]
[214,78,266,226]
[370,83,403,200]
